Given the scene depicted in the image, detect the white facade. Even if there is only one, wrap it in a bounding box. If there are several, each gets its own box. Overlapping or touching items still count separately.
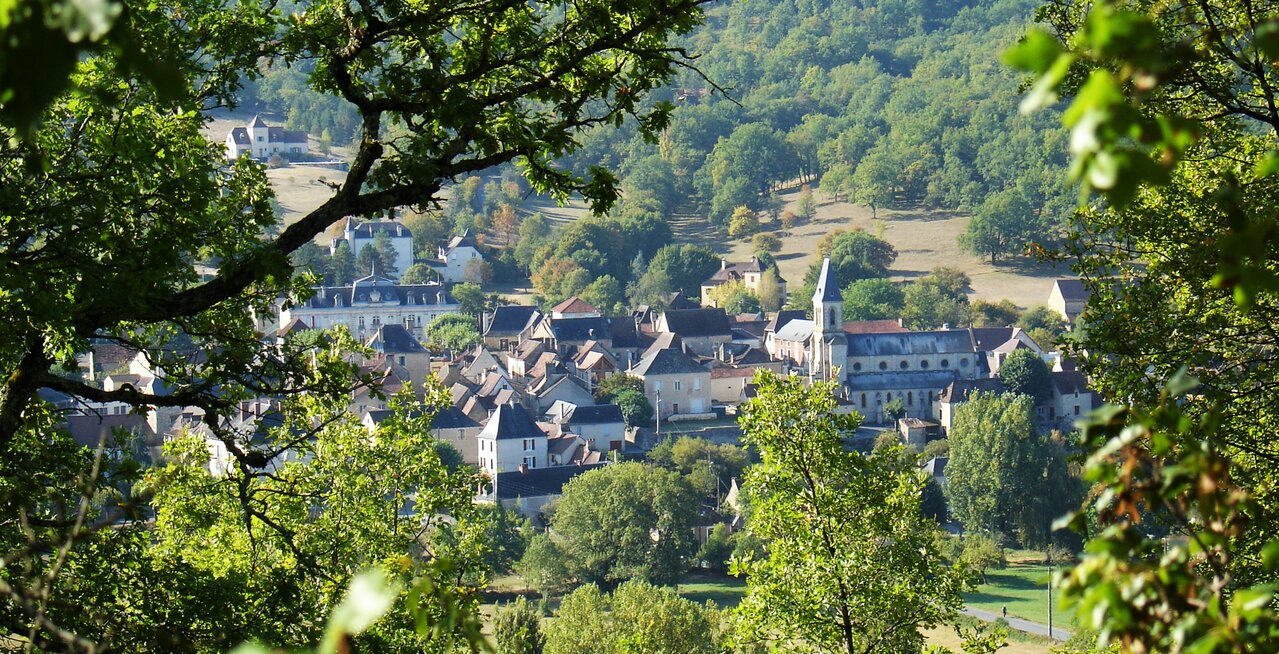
[279,275,460,342]
[225,115,309,160]
[330,219,415,279]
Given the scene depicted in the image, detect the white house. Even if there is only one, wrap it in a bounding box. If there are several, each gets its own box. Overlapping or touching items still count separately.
[477,402,549,477]
[279,273,460,342]
[330,218,415,278]
[429,230,484,283]
[225,114,309,160]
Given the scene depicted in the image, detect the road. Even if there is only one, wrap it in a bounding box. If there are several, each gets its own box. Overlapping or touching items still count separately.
[962,607,1073,641]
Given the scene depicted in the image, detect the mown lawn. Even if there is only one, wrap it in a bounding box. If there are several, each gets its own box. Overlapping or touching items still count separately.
[962,560,1076,628]
[677,573,748,608]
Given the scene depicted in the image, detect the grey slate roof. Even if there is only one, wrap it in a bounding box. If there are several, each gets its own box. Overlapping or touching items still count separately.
[367,324,425,353]
[479,403,544,440]
[1054,278,1088,301]
[350,220,411,239]
[486,305,541,337]
[660,308,732,338]
[813,257,842,302]
[766,310,807,334]
[844,370,958,392]
[298,275,454,309]
[846,330,974,357]
[493,463,608,500]
[445,229,479,253]
[564,404,625,425]
[631,348,708,377]
[431,406,480,429]
[969,328,1016,351]
[938,377,1007,403]
[773,318,814,342]
[549,317,612,341]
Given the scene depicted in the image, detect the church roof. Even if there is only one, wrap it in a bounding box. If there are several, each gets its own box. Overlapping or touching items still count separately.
[813,257,842,303]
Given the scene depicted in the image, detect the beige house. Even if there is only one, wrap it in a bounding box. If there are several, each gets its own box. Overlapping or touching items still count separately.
[630,347,712,419]
[1048,279,1089,324]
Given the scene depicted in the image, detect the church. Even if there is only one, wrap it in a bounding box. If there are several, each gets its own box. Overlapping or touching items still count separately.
[805,258,982,424]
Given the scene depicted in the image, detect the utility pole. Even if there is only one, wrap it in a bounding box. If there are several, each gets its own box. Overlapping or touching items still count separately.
[655,389,662,438]
[1047,558,1053,639]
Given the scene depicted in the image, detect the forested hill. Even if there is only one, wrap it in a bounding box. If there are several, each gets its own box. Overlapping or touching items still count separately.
[564,0,1073,227]
[238,0,1071,229]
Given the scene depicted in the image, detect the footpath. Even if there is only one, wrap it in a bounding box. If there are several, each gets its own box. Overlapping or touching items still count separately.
[962,607,1073,641]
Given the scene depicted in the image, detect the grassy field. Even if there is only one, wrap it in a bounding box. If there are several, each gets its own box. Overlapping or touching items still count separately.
[922,622,1055,654]
[963,558,1076,628]
[678,573,747,608]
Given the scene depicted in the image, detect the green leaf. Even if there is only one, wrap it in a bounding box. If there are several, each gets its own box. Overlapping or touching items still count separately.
[1004,29,1064,74]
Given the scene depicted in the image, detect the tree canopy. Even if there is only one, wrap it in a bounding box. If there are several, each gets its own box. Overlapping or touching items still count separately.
[732,372,965,654]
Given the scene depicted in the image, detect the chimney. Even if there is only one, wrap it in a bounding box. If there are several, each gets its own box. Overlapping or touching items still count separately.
[518,463,528,474]
[721,259,728,270]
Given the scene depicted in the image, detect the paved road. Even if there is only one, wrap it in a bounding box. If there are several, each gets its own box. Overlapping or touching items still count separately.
[963,607,1073,641]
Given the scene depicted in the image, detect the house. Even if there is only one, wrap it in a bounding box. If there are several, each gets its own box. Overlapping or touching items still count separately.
[529,315,614,355]
[700,257,786,304]
[225,114,309,160]
[279,273,460,342]
[329,218,415,278]
[477,402,548,476]
[970,327,1044,376]
[365,324,430,389]
[1049,278,1089,324]
[935,378,1007,433]
[897,417,941,449]
[769,318,813,365]
[481,462,609,521]
[550,296,601,319]
[653,308,733,356]
[429,406,483,464]
[483,305,541,351]
[544,402,627,452]
[711,366,759,404]
[1048,370,1098,429]
[630,347,712,420]
[429,229,484,283]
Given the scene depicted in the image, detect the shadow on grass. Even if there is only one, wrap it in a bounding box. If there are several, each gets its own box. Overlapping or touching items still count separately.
[678,573,747,609]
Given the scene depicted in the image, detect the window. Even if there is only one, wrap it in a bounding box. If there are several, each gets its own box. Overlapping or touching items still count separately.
[398,356,406,366]
[522,438,535,451]
[852,362,862,371]
[960,358,969,367]
[878,361,888,370]
[358,317,365,328]
[907,392,913,405]
[940,359,950,368]
[900,360,909,370]
[674,380,682,391]
[693,378,701,391]
[860,393,866,408]
[672,403,680,414]
[1074,405,1081,415]
[920,360,929,369]
[523,456,536,468]
[372,316,380,326]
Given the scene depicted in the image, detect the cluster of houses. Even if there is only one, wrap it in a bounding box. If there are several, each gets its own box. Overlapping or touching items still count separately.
[46,225,1097,524]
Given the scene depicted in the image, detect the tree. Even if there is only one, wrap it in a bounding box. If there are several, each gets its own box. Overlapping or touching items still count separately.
[706,280,761,315]
[751,232,781,254]
[646,244,721,298]
[402,209,451,257]
[1017,305,1067,336]
[944,391,1075,548]
[731,372,965,654]
[958,188,1039,264]
[805,230,898,286]
[970,299,1021,328]
[851,147,897,219]
[492,203,521,244]
[997,349,1053,405]
[550,463,698,586]
[544,581,719,654]
[698,523,734,574]
[451,282,489,316]
[373,230,401,276]
[481,503,533,575]
[427,313,481,352]
[331,240,358,285]
[463,259,494,285]
[756,267,785,313]
[612,389,654,428]
[580,275,624,315]
[400,262,437,285]
[519,534,573,598]
[957,534,1005,584]
[796,184,817,221]
[595,374,645,404]
[841,278,905,321]
[493,596,545,654]
[728,206,760,240]
[667,436,750,499]
[902,280,970,330]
